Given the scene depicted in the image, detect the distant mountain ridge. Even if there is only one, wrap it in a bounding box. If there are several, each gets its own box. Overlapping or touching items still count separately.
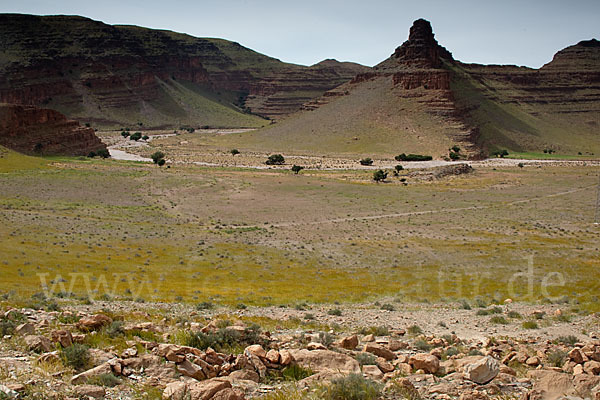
[0,14,369,128]
[232,19,600,158]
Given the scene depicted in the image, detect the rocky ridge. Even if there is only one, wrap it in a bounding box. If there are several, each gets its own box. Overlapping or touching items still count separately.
[0,103,107,156]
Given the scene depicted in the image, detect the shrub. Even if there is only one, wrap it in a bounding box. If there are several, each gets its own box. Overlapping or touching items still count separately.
[414,339,432,351]
[0,318,16,336]
[106,321,125,337]
[282,364,314,381]
[151,151,165,165]
[555,335,578,346]
[62,344,91,371]
[490,316,508,324]
[395,153,433,162]
[468,349,483,356]
[321,373,382,400]
[522,321,539,330]
[266,154,285,165]
[142,135,149,141]
[318,332,334,348]
[492,149,509,158]
[449,151,460,160]
[407,325,423,335]
[291,165,304,174]
[507,311,522,319]
[357,326,389,336]
[547,349,567,367]
[380,303,395,311]
[459,300,472,310]
[328,309,342,316]
[196,301,214,310]
[444,347,460,358]
[183,326,263,353]
[355,352,377,366]
[359,158,373,166]
[87,151,96,158]
[518,162,524,168]
[373,169,387,182]
[121,131,129,138]
[394,165,404,172]
[230,149,240,155]
[88,373,121,387]
[129,132,142,141]
[96,148,110,159]
[157,159,166,167]
[451,145,461,153]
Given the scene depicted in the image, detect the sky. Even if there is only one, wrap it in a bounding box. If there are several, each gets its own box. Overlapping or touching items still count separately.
[1,0,598,68]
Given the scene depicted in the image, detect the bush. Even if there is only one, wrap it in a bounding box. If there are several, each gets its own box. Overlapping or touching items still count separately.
[492,149,509,158]
[380,304,395,311]
[395,153,433,162]
[291,165,304,174]
[507,311,522,319]
[407,324,423,335]
[555,335,578,345]
[106,321,125,337]
[459,300,472,310]
[129,132,142,141]
[359,158,373,166]
[444,347,460,358]
[0,318,15,336]
[142,135,149,141]
[451,145,461,153]
[373,169,388,182]
[121,131,129,138]
[328,308,342,316]
[547,349,567,367]
[318,332,334,348]
[151,151,165,165]
[196,301,214,310]
[320,373,382,400]
[414,339,432,351]
[157,159,166,167]
[183,325,263,353]
[522,321,539,329]
[394,165,404,172]
[490,316,508,324]
[230,149,240,155]
[62,344,91,371]
[88,373,121,387]
[96,148,110,159]
[281,364,314,381]
[266,154,285,165]
[449,151,460,160]
[355,352,377,366]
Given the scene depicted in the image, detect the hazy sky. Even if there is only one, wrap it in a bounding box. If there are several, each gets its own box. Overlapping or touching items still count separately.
[1,0,598,68]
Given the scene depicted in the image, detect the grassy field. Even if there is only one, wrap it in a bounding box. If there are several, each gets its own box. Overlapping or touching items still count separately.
[1,147,599,310]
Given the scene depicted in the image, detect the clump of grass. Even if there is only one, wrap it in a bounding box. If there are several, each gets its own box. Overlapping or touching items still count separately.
[444,347,460,358]
[281,364,314,381]
[459,300,472,310]
[413,339,432,351]
[490,316,509,325]
[328,309,342,316]
[196,301,214,310]
[380,304,395,311]
[0,318,16,336]
[88,373,121,387]
[61,344,91,371]
[407,325,423,336]
[181,324,263,353]
[555,314,571,323]
[522,321,539,330]
[258,385,315,400]
[355,352,377,366]
[547,349,567,367]
[304,313,315,320]
[468,349,483,356]
[106,321,125,337]
[554,335,578,346]
[507,311,522,319]
[320,373,382,400]
[317,332,334,348]
[476,307,502,316]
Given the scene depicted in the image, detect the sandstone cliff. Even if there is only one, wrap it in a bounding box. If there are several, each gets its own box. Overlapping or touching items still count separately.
[0,103,107,156]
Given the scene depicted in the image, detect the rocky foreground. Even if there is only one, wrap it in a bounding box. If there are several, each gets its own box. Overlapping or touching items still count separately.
[0,300,599,400]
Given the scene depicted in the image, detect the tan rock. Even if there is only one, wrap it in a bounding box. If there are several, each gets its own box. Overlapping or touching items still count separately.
[573,364,584,375]
[364,343,396,361]
[265,349,280,364]
[528,370,575,400]
[189,379,231,400]
[176,359,206,381]
[279,349,293,366]
[338,335,359,350]
[376,357,394,373]
[38,351,61,364]
[526,356,540,367]
[459,390,490,400]
[24,335,53,353]
[388,340,406,351]
[363,334,375,342]
[77,314,112,331]
[244,345,266,359]
[569,348,585,364]
[15,323,35,336]
[362,364,384,380]
[585,361,600,375]
[73,385,105,399]
[290,349,360,374]
[409,353,439,374]
[455,356,485,372]
[51,330,73,348]
[165,350,185,363]
[464,356,500,385]
[163,382,188,400]
[397,362,412,375]
[71,362,113,385]
[306,342,327,350]
[212,388,245,400]
[227,369,259,383]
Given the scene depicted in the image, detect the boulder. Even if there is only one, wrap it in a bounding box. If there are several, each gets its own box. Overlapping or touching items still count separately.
[338,335,359,350]
[306,342,327,350]
[290,349,360,374]
[409,353,440,374]
[265,349,280,364]
[77,314,112,331]
[212,388,245,400]
[376,357,395,373]
[364,343,396,361]
[464,356,499,385]
[24,335,53,353]
[585,361,600,375]
[189,379,232,400]
[569,348,585,364]
[15,323,35,336]
[362,364,384,380]
[51,330,73,348]
[244,345,266,359]
[73,385,105,399]
[227,369,260,383]
[279,349,293,366]
[176,359,206,381]
[71,362,113,384]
